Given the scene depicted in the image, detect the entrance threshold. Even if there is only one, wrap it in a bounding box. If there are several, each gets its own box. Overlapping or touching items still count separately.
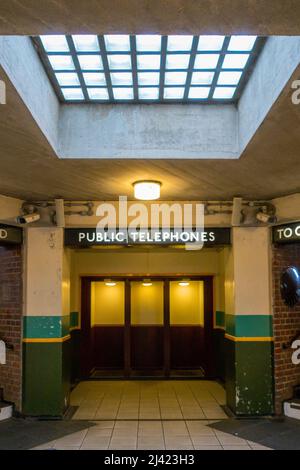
[88,368,205,380]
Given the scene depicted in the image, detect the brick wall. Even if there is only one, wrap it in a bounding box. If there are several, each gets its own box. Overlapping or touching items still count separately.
[0,245,22,410]
[273,243,300,415]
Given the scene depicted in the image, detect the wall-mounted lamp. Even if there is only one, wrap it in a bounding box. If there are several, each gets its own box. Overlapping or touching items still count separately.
[179,279,190,287]
[104,279,116,287]
[142,279,153,287]
[133,180,161,200]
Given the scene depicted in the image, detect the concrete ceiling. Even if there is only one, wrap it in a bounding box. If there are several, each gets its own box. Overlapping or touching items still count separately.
[1,2,300,201]
[1,59,300,202]
[0,1,300,35]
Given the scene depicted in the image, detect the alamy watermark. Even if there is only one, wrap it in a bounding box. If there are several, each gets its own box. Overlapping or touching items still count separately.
[291,80,300,105]
[0,80,6,104]
[92,196,206,251]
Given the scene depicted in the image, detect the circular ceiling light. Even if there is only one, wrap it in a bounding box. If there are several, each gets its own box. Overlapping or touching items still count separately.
[104,279,116,287]
[179,279,190,287]
[142,279,153,287]
[133,180,161,200]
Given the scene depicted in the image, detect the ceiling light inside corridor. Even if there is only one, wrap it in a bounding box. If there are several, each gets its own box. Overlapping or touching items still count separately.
[142,279,153,287]
[133,181,161,200]
[179,279,190,287]
[105,279,116,287]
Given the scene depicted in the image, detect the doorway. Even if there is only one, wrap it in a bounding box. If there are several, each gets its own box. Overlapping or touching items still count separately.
[80,276,214,379]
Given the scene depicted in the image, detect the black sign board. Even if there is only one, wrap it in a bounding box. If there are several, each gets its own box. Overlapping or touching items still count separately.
[65,227,231,248]
[0,224,23,245]
[272,222,300,244]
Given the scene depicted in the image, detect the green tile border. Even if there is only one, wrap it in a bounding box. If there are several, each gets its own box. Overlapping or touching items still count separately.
[225,314,273,338]
[23,315,71,339]
[70,311,79,329]
[215,311,225,328]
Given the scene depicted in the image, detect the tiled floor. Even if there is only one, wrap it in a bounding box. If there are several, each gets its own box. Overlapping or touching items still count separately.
[29,380,270,450]
[31,419,272,450]
[0,380,278,450]
[71,380,228,421]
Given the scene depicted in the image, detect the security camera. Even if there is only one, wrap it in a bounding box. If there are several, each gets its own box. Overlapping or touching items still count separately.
[256,211,276,224]
[16,213,41,224]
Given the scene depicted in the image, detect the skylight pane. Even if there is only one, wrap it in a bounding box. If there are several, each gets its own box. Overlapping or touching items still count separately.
[138,88,159,100]
[113,88,134,100]
[218,71,242,85]
[222,54,250,69]
[191,71,214,85]
[55,72,80,86]
[213,87,236,99]
[83,72,106,86]
[87,88,109,100]
[165,72,187,85]
[107,54,132,70]
[166,54,190,70]
[198,36,225,51]
[61,88,84,100]
[188,87,210,99]
[72,35,99,52]
[137,72,160,86]
[164,87,185,99]
[136,35,161,52]
[110,72,133,86]
[48,55,75,71]
[40,35,69,52]
[137,54,161,70]
[78,55,103,70]
[167,35,193,51]
[228,35,257,51]
[104,35,130,51]
[194,54,219,69]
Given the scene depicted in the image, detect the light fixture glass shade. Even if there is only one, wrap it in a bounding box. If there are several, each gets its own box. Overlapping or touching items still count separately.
[133,181,161,200]
[142,279,153,287]
[104,279,116,286]
[179,279,190,286]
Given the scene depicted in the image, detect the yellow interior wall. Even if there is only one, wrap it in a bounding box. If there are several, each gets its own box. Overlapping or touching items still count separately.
[70,248,226,326]
[170,281,204,325]
[91,281,125,325]
[131,281,164,325]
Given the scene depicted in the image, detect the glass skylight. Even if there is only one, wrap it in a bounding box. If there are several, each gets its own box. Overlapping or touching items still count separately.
[113,88,134,100]
[78,55,103,70]
[72,35,99,52]
[167,35,193,51]
[139,88,160,100]
[166,54,190,69]
[107,54,132,70]
[104,35,131,52]
[87,88,109,100]
[136,35,161,52]
[198,35,225,51]
[228,35,257,52]
[40,35,69,52]
[48,55,75,71]
[55,72,80,87]
[34,34,264,103]
[83,72,106,86]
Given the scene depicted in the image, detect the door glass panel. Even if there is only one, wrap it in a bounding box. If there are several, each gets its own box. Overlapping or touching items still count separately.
[130,281,164,325]
[170,280,204,325]
[91,281,125,325]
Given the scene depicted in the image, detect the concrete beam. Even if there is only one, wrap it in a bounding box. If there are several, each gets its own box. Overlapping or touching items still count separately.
[0,1,300,35]
[59,104,238,159]
[0,36,59,151]
[239,36,300,153]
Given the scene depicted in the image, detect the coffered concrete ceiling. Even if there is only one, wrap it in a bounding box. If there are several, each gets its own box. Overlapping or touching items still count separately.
[0,58,300,201]
[0,1,300,35]
[0,2,300,201]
